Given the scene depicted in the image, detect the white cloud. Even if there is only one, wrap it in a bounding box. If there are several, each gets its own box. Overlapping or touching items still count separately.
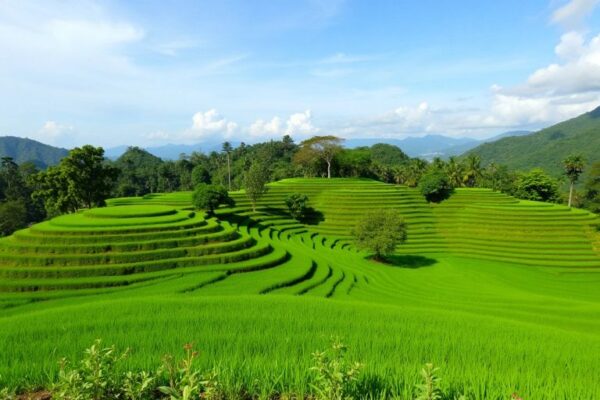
[285,110,319,136]
[145,131,171,141]
[183,109,238,141]
[247,110,319,139]
[249,117,283,137]
[34,121,76,147]
[552,0,599,29]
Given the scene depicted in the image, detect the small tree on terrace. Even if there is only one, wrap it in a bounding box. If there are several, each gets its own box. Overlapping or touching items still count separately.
[352,209,407,261]
[294,136,344,178]
[244,163,269,211]
[192,183,233,215]
[514,168,559,203]
[563,154,585,208]
[285,193,309,220]
[418,171,454,203]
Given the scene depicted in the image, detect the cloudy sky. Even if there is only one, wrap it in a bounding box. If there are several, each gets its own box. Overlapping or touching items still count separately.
[1,0,599,148]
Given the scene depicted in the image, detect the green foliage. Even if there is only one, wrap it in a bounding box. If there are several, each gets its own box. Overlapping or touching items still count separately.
[370,143,410,166]
[191,165,210,186]
[564,154,586,207]
[418,171,454,203]
[462,154,483,188]
[415,363,442,400]
[0,201,27,236]
[583,162,600,213]
[514,168,560,202]
[244,163,269,211]
[53,339,129,399]
[310,339,362,400]
[113,147,163,196]
[352,208,407,260]
[192,184,233,214]
[32,146,118,215]
[294,136,344,178]
[285,193,309,220]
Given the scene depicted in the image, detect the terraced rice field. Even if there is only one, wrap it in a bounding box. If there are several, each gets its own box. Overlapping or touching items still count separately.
[0,178,599,398]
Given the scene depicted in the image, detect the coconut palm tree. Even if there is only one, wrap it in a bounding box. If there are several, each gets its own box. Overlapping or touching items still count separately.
[222,142,233,191]
[462,154,483,187]
[445,157,464,188]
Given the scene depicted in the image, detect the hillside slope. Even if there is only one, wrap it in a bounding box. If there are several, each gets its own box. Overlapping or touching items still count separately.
[0,136,68,168]
[465,106,600,175]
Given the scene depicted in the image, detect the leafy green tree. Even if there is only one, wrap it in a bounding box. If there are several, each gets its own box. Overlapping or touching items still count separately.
[514,168,560,203]
[191,165,211,186]
[192,184,233,214]
[61,145,119,209]
[352,209,407,261]
[31,146,118,214]
[294,136,344,178]
[0,200,28,236]
[418,171,454,203]
[285,193,309,220]
[563,154,585,207]
[583,162,600,213]
[244,163,269,211]
[482,163,516,193]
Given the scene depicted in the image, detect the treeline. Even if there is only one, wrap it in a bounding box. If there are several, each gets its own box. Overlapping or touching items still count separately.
[1,135,598,236]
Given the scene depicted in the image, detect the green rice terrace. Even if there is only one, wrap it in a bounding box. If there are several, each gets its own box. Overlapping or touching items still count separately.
[1,178,600,398]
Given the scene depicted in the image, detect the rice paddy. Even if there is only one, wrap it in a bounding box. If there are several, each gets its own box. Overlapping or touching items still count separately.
[1,178,599,398]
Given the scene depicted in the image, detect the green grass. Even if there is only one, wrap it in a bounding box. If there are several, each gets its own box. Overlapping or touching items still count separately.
[0,178,599,398]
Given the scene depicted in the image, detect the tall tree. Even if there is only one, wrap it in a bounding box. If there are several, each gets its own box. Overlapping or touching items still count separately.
[583,162,600,213]
[222,142,233,191]
[294,136,344,178]
[244,163,269,211]
[563,154,585,207]
[32,146,118,214]
[462,154,483,187]
[445,157,464,188]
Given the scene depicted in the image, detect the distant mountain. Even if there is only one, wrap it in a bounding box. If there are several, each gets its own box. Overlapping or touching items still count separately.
[105,142,241,160]
[345,135,479,159]
[465,106,600,176]
[0,136,68,168]
[442,130,532,157]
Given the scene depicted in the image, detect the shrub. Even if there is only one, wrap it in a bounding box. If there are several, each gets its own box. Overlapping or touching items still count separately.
[310,339,362,400]
[418,171,454,203]
[352,209,407,261]
[285,193,309,220]
[52,339,129,400]
[514,168,559,203]
[192,184,233,214]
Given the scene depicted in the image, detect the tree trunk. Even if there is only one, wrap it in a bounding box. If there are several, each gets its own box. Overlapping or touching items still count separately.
[568,181,574,208]
[227,153,231,191]
[327,160,331,179]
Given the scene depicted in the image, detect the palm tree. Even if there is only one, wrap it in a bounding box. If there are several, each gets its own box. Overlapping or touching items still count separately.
[445,157,464,188]
[563,154,585,207]
[406,158,428,187]
[462,154,482,188]
[222,142,233,191]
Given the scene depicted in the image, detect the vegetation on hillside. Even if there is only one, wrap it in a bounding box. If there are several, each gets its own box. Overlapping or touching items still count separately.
[0,136,68,169]
[466,105,600,177]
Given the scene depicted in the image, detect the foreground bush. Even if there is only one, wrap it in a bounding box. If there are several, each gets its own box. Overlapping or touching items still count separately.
[0,340,525,400]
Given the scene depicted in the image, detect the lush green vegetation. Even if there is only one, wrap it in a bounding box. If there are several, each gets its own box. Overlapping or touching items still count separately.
[0,178,599,398]
[466,105,600,177]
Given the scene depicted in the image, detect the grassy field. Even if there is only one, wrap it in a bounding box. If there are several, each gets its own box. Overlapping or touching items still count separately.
[0,178,599,398]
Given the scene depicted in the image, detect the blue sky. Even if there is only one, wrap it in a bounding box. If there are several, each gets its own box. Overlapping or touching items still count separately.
[0,0,599,148]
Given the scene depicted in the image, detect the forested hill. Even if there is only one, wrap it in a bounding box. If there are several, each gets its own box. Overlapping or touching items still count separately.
[0,136,68,168]
[465,106,600,176]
